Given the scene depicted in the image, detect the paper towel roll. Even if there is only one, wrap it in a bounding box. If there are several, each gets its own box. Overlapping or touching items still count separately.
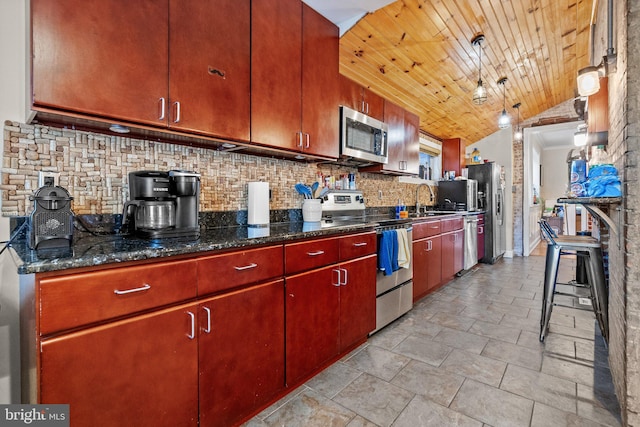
[248,182,270,226]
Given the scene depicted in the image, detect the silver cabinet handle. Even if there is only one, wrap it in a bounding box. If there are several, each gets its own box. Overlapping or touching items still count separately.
[173,101,181,123]
[305,133,310,149]
[478,226,484,234]
[114,284,151,295]
[307,250,325,256]
[332,268,341,287]
[234,263,258,271]
[297,131,304,148]
[186,311,195,340]
[202,307,211,334]
[340,267,348,286]
[426,240,432,251]
[158,97,166,120]
[353,242,368,247]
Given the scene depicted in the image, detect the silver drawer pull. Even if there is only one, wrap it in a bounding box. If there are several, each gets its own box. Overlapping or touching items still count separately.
[234,263,258,271]
[114,284,151,295]
[307,250,325,256]
[353,242,368,247]
[186,311,195,340]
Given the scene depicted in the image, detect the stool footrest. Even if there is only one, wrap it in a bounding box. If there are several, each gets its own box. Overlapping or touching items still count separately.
[552,302,593,312]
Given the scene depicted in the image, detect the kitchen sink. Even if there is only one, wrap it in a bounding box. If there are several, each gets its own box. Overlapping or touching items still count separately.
[410,211,461,218]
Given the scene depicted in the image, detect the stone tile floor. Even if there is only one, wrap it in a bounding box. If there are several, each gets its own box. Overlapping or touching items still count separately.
[244,254,622,427]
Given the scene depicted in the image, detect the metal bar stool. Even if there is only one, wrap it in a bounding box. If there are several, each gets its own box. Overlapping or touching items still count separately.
[538,218,608,343]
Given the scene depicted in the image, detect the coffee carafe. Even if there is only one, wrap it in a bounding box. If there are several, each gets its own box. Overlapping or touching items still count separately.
[123,170,200,238]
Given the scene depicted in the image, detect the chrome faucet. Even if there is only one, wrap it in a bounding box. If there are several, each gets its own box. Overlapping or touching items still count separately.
[415,183,435,213]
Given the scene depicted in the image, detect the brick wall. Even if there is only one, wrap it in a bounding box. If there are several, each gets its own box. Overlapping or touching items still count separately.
[1,121,436,217]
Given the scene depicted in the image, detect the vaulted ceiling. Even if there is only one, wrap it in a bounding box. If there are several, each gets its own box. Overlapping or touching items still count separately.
[335,0,593,144]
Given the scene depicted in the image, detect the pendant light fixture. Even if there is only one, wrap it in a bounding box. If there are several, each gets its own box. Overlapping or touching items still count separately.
[471,34,487,105]
[497,77,511,129]
[513,102,522,141]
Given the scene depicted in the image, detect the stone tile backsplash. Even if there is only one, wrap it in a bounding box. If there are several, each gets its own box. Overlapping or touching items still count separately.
[2,121,435,217]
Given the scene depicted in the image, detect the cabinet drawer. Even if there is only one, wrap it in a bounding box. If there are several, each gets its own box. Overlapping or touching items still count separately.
[197,245,284,295]
[412,220,441,240]
[441,217,463,233]
[339,232,376,261]
[285,237,339,275]
[39,259,198,335]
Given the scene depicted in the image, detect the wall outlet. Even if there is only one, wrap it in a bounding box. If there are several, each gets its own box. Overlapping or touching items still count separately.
[38,171,60,187]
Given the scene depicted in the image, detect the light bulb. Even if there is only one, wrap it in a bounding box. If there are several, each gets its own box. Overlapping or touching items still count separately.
[514,129,523,141]
[577,66,601,96]
[498,110,510,129]
[473,80,487,105]
[574,131,587,146]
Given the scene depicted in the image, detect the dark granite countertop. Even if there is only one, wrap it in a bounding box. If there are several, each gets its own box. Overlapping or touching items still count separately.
[10,219,379,275]
[8,208,469,275]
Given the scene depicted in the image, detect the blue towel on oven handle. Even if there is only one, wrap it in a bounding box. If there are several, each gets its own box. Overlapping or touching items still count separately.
[378,229,399,276]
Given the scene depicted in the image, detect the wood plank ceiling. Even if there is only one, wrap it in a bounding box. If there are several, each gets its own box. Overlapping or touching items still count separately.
[338,0,594,144]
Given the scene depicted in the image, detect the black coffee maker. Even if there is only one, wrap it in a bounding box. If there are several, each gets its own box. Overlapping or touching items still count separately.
[122,170,200,238]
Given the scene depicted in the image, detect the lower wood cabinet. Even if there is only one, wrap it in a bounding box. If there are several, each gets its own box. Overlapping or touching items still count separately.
[285,250,376,385]
[442,229,464,281]
[39,280,285,427]
[31,232,376,426]
[198,280,284,427]
[40,302,200,427]
[413,235,442,302]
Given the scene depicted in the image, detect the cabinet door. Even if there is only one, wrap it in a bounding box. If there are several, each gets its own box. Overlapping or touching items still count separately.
[441,232,456,281]
[169,0,250,141]
[40,302,199,427]
[404,110,421,175]
[427,236,443,291]
[199,280,285,427]
[383,100,405,173]
[339,255,376,350]
[31,0,169,126]
[477,217,485,262]
[412,239,430,302]
[301,4,339,158]
[442,138,465,177]
[363,89,385,121]
[454,230,465,273]
[339,74,364,111]
[285,266,340,385]
[251,0,302,151]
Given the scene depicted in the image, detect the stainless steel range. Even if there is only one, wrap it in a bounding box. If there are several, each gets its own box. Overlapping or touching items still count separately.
[320,190,413,334]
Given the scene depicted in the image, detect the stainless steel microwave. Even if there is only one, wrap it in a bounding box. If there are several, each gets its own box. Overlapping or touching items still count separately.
[340,106,388,164]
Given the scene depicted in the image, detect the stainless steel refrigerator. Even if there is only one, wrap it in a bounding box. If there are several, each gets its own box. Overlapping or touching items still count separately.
[468,162,506,263]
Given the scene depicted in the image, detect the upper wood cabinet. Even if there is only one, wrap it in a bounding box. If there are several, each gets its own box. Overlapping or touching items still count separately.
[31,0,169,126]
[442,137,466,177]
[339,75,385,121]
[251,0,339,159]
[168,0,250,141]
[31,0,251,142]
[361,100,420,175]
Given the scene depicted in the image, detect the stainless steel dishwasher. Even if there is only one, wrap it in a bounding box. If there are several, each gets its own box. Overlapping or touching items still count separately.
[464,215,479,270]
